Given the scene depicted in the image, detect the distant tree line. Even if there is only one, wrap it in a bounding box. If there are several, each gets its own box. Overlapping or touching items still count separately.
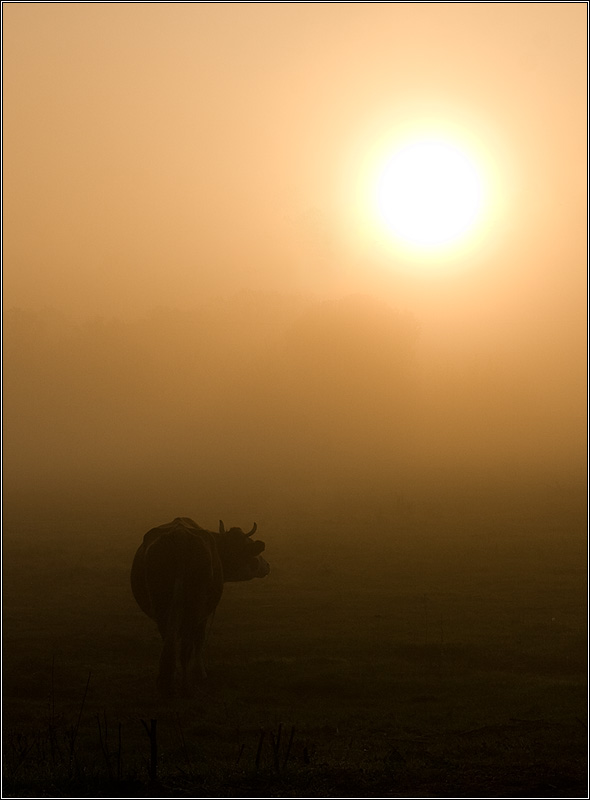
[3,294,420,501]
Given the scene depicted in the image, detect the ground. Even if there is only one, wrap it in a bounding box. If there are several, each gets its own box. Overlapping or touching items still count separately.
[2,480,587,797]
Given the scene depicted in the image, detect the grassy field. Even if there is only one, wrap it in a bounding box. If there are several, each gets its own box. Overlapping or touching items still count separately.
[3,481,587,797]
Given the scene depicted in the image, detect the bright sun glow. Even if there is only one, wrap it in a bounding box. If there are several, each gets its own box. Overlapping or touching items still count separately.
[374,137,486,251]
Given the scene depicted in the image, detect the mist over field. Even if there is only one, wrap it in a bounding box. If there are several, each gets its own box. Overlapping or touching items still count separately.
[3,4,586,796]
[3,290,584,521]
[3,289,587,795]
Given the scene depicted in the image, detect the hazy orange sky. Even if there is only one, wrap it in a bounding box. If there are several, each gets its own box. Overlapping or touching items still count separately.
[3,3,587,346]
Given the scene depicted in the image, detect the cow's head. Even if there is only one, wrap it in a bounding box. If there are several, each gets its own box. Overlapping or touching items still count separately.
[217,520,270,582]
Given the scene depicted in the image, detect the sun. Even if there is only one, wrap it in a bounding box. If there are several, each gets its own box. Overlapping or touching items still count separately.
[338,122,501,271]
[374,136,486,252]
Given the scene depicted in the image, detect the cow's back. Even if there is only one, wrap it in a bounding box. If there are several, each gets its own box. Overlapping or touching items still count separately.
[131,519,223,634]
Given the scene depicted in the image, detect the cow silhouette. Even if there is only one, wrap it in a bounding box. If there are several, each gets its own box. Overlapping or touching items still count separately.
[131,516,270,695]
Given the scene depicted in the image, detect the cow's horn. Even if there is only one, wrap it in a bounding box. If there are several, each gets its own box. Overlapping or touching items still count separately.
[246,522,257,537]
[219,520,225,533]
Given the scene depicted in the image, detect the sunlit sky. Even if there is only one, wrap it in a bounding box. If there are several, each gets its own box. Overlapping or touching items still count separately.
[3,3,587,349]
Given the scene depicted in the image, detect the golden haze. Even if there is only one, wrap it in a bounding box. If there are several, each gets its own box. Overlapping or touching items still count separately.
[3,3,586,506]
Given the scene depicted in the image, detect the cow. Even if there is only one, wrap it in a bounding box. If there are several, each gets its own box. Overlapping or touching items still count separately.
[130,516,270,695]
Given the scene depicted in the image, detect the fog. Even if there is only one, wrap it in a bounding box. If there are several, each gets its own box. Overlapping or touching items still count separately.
[4,290,584,522]
[3,4,586,516]
[3,10,587,794]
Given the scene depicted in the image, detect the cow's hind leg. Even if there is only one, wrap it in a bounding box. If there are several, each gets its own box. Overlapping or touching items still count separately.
[157,634,176,697]
[181,620,208,693]
[179,638,195,696]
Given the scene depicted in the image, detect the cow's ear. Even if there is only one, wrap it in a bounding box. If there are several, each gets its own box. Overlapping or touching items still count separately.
[219,520,225,533]
[252,540,265,555]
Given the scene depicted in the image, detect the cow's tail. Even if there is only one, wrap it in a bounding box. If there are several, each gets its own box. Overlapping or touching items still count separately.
[168,549,210,636]
[168,571,186,639]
